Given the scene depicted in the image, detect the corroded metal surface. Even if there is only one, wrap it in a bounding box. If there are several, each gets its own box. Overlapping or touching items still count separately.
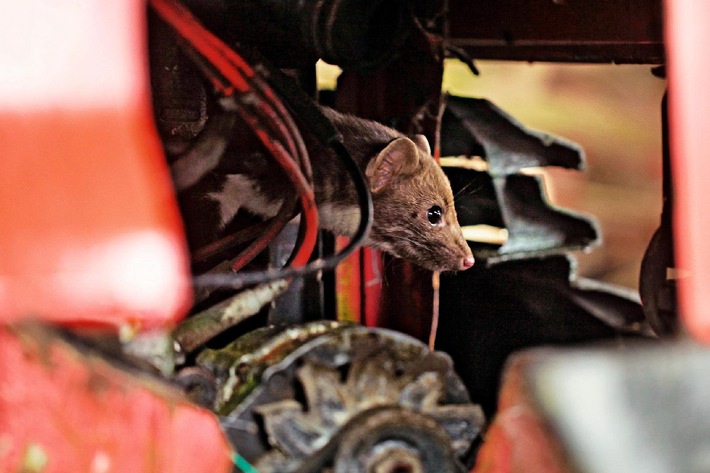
[0,324,232,473]
[441,95,598,263]
[199,322,485,472]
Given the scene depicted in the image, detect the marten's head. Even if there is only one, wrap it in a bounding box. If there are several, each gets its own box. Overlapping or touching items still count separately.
[364,135,474,272]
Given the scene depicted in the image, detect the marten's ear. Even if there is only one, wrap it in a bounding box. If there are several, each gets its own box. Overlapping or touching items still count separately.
[366,137,420,193]
[412,134,431,156]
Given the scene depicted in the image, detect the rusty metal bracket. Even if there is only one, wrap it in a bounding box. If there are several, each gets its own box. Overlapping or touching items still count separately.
[441,95,598,263]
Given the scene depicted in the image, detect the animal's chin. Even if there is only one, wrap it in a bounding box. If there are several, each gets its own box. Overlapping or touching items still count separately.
[419,261,448,272]
[381,250,442,272]
[411,259,458,273]
[428,264,460,273]
[426,255,475,273]
[367,240,470,272]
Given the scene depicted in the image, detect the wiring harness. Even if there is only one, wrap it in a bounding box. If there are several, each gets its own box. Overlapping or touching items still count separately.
[149,0,373,348]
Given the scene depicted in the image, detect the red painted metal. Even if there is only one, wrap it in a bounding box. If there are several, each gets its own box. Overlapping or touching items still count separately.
[335,239,383,325]
[377,256,435,340]
[471,351,570,473]
[665,1,710,342]
[0,3,232,472]
[0,0,191,328]
[0,324,233,472]
[336,237,363,323]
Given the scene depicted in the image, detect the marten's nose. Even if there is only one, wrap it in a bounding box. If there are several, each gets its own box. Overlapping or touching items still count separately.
[460,256,475,270]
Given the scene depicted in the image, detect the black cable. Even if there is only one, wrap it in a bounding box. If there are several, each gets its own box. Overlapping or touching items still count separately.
[445,45,480,76]
[192,47,375,289]
[243,49,375,272]
[192,138,373,290]
[158,7,374,289]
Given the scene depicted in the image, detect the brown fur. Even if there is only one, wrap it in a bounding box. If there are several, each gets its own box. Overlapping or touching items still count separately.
[206,106,474,272]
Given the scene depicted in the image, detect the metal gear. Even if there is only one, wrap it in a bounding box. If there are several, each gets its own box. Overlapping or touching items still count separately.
[332,407,463,473]
[209,322,485,473]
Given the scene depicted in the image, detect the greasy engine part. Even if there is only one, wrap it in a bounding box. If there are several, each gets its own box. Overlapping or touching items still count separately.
[443,96,585,175]
[181,0,416,70]
[174,279,290,353]
[437,255,653,418]
[441,95,599,263]
[175,366,218,408]
[150,0,375,298]
[195,322,485,472]
[435,94,654,419]
[639,92,678,336]
[151,0,320,272]
[331,407,463,473]
[640,224,677,336]
[148,13,208,143]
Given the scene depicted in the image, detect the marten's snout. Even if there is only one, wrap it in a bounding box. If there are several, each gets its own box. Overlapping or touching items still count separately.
[442,206,474,272]
[460,255,475,270]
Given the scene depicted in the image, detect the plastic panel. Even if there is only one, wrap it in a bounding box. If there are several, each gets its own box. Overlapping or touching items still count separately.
[0,0,191,328]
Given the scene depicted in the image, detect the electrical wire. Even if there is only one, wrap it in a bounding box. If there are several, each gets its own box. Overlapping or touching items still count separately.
[229,198,297,271]
[191,200,295,264]
[151,0,311,184]
[191,140,373,291]
[191,221,271,263]
[201,43,376,285]
[222,106,318,268]
[232,452,260,473]
[150,0,318,269]
[151,0,373,290]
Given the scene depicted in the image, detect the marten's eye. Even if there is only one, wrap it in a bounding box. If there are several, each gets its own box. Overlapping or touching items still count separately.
[427,205,443,226]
